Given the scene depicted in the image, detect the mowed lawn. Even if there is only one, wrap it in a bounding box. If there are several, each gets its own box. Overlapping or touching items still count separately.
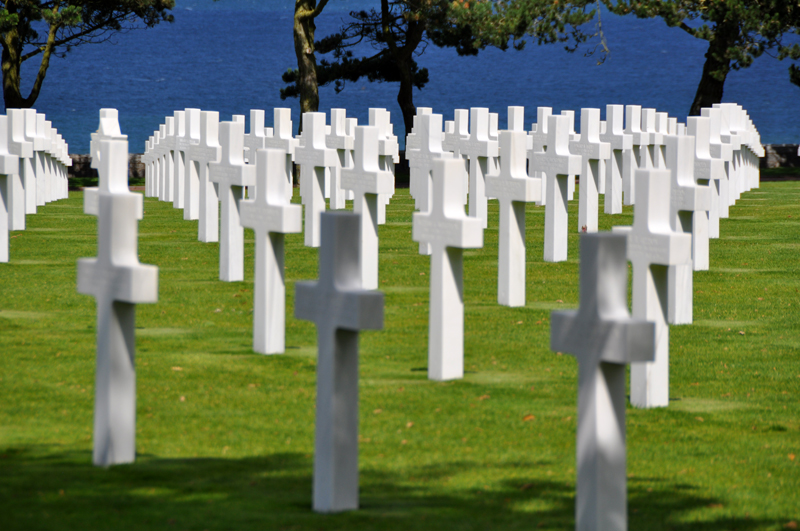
[0,183,798,530]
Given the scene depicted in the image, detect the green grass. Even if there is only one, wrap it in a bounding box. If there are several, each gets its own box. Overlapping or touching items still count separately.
[0,184,798,530]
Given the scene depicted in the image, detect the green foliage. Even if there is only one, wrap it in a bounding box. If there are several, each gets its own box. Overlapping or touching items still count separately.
[0,0,174,108]
[1,184,799,529]
[601,0,800,80]
[282,0,473,101]
[449,0,598,52]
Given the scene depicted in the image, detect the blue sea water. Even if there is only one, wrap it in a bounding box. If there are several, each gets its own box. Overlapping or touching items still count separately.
[20,0,800,153]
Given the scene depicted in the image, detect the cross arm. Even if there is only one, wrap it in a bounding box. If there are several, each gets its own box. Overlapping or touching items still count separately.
[551,310,655,365]
[295,282,384,332]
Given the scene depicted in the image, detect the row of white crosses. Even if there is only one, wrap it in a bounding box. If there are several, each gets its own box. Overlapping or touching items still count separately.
[0,109,72,262]
[140,108,399,355]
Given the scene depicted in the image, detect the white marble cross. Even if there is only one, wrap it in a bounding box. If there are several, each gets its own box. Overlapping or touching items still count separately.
[33,113,51,207]
[20,109,46,213]
[341,125,394,290]
[560,110,578,200]
[531,114,581,262]
[153,124,168,202]
[326,108,355,210]
[460,108,498,229]
[179,109,202,221]
[185,111,222,243]
[622,105,649,206]
[714,103,745,209]
[369,108,399,224]
[639,108,663,171]
[443,109,469,157]
[296,112,339,247]
[295,211,384,513]
[486,128,540,307]
[664,134,710,325]
[528,106,553,207]
[143,135,154,197]
[612,168,691,408]
[571,108,611,233]
[77,125,158,466]
[413,157,483,381]
[6,109,33,231]
[171,110,187,209]
[208,120,255,281]
[406,112,453,255]
[405,107,433,152]
[160,116,176,202]
[0,115,20,262]
[686,116,722,270]
[87,109,128,217]
[600,105,632,215]
[244,109,270,165]
[240,148,302,354]
[700,107,733,225]
[264,108,298,203]
[551,233,655,531]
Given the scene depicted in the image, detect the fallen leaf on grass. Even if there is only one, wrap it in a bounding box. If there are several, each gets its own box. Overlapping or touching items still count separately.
[739,331,745,335]
[695,417,704,422]
[785,522,797,530]
[478,395,490,401]
[171,367,182,371]
[523,414,535,421]
[406,422,414,428]
[789,454,796,461]
[373,409,382,415]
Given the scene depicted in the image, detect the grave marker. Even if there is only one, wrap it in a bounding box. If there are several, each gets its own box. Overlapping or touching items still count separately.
[622,105,649,206]
[77,124,158,466]
[406,113,453,255]
[0,115,20,262]
[186,111,222,242]
[264,108,298,203]
[412,157,483,381]
[551,233,655,531]
[486,128,540,306]
[570,108,610,233]
[665,134,710,325]
[326,108,354,210]
[171,110,187,209]
[369,108,399,224]
[341,125,394,289]
[180,109,202,220]
[460,108,498,229]
[208,121,255,281]
[612,169,691,408]
[700,107,733,223]
[528,106,553,206]
[240,148,302,354]
[600,105,632,215]
[686,116,721,270]
[6,109,33,231]
[295,211,384,513]
[531,114,581,262]
[295,112,338,247]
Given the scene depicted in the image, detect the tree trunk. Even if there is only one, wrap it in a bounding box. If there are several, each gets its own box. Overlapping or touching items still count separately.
[2,28,26,109]
[396,58,416,139]
[689,20,738,116]
[294,0,325,135]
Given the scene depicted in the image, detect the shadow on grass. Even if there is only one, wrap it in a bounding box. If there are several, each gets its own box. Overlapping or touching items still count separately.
[0,447,785,531]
